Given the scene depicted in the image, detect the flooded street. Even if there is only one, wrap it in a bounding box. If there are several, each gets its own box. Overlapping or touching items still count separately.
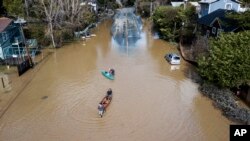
[0,20,230,141]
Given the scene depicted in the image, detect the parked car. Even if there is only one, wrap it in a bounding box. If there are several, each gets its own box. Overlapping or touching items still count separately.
[164,53,181,65]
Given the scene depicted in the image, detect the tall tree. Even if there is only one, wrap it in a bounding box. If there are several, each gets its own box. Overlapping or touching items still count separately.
[3,0,24,17]
[152,6,182,41]
[5,0,95,47]
[239,0,250,7]
[40,0,61,47]
[24,0,31,17]
[227,10,250,30]
[39,0,94,47]
[152,5,197,42]
[59,0,84,26]
[0,0,6,16]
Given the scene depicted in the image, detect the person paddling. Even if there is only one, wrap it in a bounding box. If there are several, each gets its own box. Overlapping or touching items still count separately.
[109,68,115,76]
[98,103,104,117]
[106,88,112,100]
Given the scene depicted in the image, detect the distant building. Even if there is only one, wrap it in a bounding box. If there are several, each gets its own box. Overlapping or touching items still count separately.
[0,17,24,60]
[171,1,199,7]
[0,17,39,66]
[198,9,241,37]
[171,1,200,12]
[199,0,241,17]
[80,0,97,12]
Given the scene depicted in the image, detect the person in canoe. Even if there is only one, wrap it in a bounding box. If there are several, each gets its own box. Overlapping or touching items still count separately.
[98,103,104,117]
[102,96,110,106]
[106,88,113,100]
[98,89,113,117]
[109,68,115,76]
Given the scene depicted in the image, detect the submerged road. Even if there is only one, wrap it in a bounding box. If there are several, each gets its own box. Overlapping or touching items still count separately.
[0,20,230,141]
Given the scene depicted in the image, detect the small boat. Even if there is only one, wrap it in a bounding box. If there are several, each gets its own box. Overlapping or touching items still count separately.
[98,95,112,117]
[101,70,114,80]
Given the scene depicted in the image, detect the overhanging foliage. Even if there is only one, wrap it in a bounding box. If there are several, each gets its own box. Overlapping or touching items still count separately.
[198,31,250,88]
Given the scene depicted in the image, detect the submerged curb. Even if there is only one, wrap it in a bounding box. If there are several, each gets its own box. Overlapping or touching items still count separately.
[199,83,250,125]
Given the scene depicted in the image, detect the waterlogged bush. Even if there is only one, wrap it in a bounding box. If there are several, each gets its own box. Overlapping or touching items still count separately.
[199,83,250,124]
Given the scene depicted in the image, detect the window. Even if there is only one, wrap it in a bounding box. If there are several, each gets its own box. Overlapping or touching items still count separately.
[204,4,209,11]
[217,29,223,36]
[212,27,217,34]
[173,56,180,60]
[2,32,8,42]
[225,3,232,10]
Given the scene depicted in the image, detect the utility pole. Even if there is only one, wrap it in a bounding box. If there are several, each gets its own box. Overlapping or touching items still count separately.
[126,12,128,55]
[16,38,23,64]
[19,21,33,67]
[150,1,153,16]
[135,0,137,14]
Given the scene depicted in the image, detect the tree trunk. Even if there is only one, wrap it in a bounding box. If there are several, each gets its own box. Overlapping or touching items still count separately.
[49,22,56,48]
[41,0,58,48]
[24,0,29,17]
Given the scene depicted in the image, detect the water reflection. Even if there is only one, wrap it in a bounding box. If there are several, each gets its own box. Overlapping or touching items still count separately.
[111,8,142,47]
[170,65,180,71]
[111,32,147,54]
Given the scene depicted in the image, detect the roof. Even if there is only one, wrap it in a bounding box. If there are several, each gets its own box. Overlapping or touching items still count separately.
[190,2,199,7]
[199,0,218,4]
[80,2,96,7]
[14,17,27,24]
[0,17,13,32]
[171,2,199,7]
[171,2,184,7]
[198,9,238,31]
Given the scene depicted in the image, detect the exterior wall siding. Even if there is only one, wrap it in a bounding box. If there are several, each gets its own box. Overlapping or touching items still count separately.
[0,23,23,59]
[0,33,2,44]
[199,0,240,17]
[209,0,239,14]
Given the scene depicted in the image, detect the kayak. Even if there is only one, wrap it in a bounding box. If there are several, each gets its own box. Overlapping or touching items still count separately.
[101,70,114,80]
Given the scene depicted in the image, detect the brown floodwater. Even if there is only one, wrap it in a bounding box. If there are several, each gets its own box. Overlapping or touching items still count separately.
[0,20,231,141]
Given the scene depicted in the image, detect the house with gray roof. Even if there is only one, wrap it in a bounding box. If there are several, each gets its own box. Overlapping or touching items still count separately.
[198,9,241,37]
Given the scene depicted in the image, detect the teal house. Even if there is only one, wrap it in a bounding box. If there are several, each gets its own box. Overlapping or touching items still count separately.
[0,17,25,60]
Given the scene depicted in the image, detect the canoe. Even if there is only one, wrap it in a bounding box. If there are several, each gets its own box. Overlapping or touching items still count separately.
[101,96,112,109]
[101,70,114,80]
[98,95,112,117]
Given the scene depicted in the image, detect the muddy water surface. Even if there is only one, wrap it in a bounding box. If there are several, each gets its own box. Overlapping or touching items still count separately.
[0,21,230,141]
